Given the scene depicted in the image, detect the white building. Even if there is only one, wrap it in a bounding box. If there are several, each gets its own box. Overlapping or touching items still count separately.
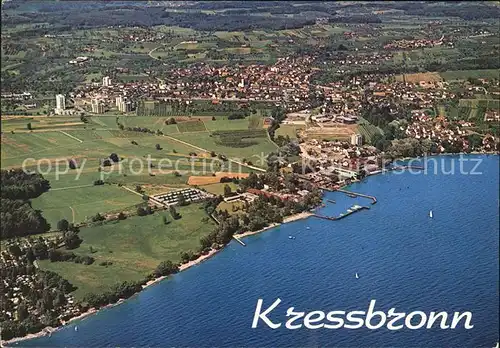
[350,133,363,146]
[115,96,123,108]
[55,94,65,110]
[102,76,112,87]
[91,99,104,114]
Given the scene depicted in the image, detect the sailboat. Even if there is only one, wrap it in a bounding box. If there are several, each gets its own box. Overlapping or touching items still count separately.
[429,210,433,218]
[355,273,359,279]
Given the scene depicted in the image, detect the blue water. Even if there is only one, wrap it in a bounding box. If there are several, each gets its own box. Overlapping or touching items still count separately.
[18,155,499,347]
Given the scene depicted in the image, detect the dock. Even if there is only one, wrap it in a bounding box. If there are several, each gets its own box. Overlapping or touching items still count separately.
[336,189,377,205]
[233,235,246,246]
[326,199,336,204]
[313,205,370,221]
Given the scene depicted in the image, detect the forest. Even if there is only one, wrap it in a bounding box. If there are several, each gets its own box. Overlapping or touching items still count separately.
[0,170,51,239]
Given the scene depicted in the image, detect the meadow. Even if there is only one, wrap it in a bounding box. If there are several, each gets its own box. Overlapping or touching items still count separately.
[31,184,143,227]
[440,69,500,81]
[38,204,214,300]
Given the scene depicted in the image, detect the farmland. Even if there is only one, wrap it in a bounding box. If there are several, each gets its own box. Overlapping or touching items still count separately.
[440,69,500,81]
[177,120,207,133]
[38,203,215,300]
[357,121,383,143]
[1,114,266,232]
[395,72,443,83]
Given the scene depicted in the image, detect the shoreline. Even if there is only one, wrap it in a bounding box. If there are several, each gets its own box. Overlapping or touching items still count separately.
[1,212,312,347]
[235,211,314,239]
[2,248,224,347]
[3,153,497,346]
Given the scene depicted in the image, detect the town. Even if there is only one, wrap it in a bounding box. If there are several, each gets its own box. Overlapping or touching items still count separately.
[1,0,499,344]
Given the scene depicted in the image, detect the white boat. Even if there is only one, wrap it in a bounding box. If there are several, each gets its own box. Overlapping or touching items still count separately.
[429,210,433,218]
[306,227,310,230]
[355,273,359,279]
[288,235,295,240]
[75,326,78,332]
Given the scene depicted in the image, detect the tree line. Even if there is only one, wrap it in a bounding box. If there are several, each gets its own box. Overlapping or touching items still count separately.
[1,170,51,240]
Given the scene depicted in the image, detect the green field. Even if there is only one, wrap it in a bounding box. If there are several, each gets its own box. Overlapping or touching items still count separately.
[440,69,500,81]
[177,120,207,132]
[38,204,214,299]
[357,119,383,143]
[200,182,238,195]
[171,131,277,166]
[275,124,304,138]
[32,184,143,227]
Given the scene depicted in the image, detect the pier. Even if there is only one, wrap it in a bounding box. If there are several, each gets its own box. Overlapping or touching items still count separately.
[390,165,425,171]
[233,235,246,246]
[326,199,336,204]
[313,205,370,221]
[336,189,377,205]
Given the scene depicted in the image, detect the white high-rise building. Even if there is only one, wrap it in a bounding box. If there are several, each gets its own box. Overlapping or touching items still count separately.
[55,94,65,111]
[102,76,112,87]
[350,133,363,146]
[91,99,105,114]
[115,96,123,108]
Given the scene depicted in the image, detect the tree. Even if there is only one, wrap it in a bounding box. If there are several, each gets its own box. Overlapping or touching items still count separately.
[68,159,77,169]
[109,153,119,163]
[155,144,162,150]
[17,303,28,321]
[177,194,188,206]
[137,207,147,216]
[135,185,143,193]
[154,260,178,277]
[64,232,82,250]
[169,206,181,219]
[57,219,69,232]
[117,212,126,220]
[223,184,232,197]
[27,123,32,130]
[162,215,169,225]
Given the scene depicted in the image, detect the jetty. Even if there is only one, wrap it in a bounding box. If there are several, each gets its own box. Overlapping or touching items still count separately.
[326,199,336,204]
[233,235,246,246]
[313,205,370,221]
[336,189,377,205]
[390,165,424,171]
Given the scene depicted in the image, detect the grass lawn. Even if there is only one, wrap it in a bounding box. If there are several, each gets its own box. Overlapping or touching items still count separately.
[217,200,245,215]
[275,124,304,138]
[199,182,238,195]
[177,120,207,133]
[203,118,251,131]
[38,203,214,300]
[32,184,143,227]
[170,131,277,167]
[440,69,500,81]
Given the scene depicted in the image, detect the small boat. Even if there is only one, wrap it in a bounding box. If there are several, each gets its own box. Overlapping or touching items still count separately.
[355,273,359,279]
[288,235,295,240]
[429,210,433,218]
[306,227,310,230]
[75,326,78,332]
